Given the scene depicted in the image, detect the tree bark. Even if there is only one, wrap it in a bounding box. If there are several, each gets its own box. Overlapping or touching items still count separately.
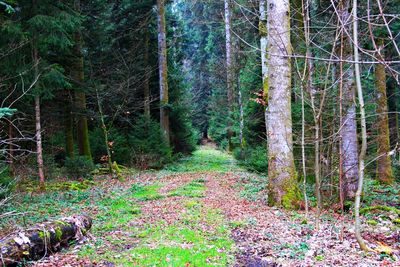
[259,0,268,133]
[157,0,170,145]
[267,0,300,209]
[0,215,92,266]
[8,119,15,177]
[73,0,92,160]
[387,77,399,149]
[339,0,358,200]
[353,0,369,251]
[65,91,74,159]
[375,39,393,184]
[32,0,45,191]
[143,22,151,118]
[225,0,234,151]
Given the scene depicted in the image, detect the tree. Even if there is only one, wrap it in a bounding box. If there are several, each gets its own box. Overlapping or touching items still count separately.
[224,0,234,151]
[259,0,268,130]
[375,39,393,184]
[338,0,358,200]
[157,0,170,144]
[32,0,45,191]
[352,0,369,251]
[73,0,92,160]
[266,0,299,209]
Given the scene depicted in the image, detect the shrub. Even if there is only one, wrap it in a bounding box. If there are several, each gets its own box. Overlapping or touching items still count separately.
[234,145,268,173]
[90,127,131,165]
[64,156,94,179]
[128,115,172,169]
[0,165,15,199]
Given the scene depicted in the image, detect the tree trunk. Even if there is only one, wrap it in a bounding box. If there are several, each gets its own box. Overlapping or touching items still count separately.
[32,0,45,191]
[65,91,74,159]
[157,0,170,145]
[353,0,369,251]
[387,77,399,149]
[0,215,92,266]
[375,39,393,184]
[259,0,269,135]
[259,0,268,132]
[8,119,15,177]
[238,85,244,158]
[267,0,299,209]
[143,23,151,118]
[73,0,92,160]
[225,0,234,151]
[339,0,358,200]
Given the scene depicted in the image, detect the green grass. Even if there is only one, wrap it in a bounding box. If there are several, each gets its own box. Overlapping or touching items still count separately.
[80,203,234,266]
[168,179,206,198]
[164,146,239,173]
[130,184,163,201]
[3,146,239,265]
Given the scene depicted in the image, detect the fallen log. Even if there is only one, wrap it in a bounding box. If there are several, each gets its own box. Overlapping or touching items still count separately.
[0,214,92,266]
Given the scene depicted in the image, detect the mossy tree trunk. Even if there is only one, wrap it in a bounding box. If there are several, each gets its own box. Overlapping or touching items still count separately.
[72,0,92,160]
[225,0,234,151]
[339,0,358,200]
[375,39,393,184]
[157,0,170,145]
[0,215,92,266]
[266,0,300,209]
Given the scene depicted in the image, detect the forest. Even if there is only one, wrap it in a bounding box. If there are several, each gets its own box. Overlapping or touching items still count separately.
[0,0,399,266]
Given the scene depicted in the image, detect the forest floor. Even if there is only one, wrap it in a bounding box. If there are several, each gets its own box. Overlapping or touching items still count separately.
[1,146,399,266]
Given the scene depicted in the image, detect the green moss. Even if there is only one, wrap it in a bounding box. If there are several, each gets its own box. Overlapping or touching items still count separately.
[263,78,269,103]
[360,205,400,215]
[55,227,63,240]
[38,230,50,239]
[281,171,301,210]
[259,20,267,37]
[366,219,378,226]
[392,218,400,224]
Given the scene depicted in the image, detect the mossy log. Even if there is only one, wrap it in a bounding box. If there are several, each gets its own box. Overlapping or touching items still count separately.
[0,215,92,266]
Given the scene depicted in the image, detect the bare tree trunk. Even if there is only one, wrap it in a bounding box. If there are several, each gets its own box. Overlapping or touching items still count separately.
[157,0,170,144]
[32,0,45,191]
[375,39,394,184]
[339,0,358,200]
[8,119,15,177]
[259,0,268,132]
[144,23,151,118]
[267,0,299,209]
[73,0,92,160]
[225,0,234,151]
[353,0,369,251]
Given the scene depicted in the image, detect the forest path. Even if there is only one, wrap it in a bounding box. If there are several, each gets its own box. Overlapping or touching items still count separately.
[17,146,380,266]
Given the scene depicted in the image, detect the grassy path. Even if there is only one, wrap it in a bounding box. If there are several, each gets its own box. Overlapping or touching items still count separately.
[1,146,390,266]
